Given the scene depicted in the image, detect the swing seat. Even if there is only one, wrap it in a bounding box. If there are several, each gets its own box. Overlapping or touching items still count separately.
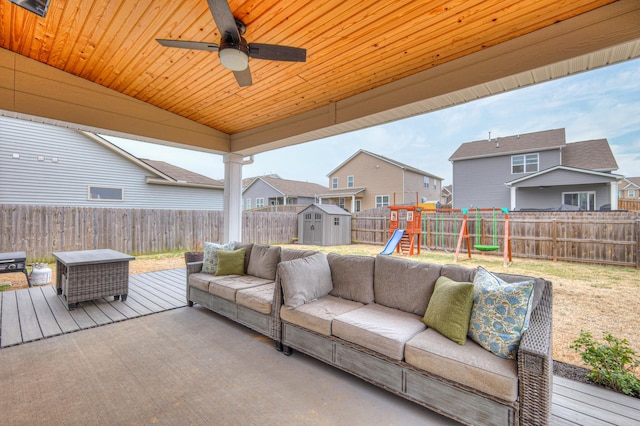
[473,244,500,251]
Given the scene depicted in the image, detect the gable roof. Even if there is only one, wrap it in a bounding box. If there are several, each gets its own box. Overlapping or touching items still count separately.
[141,159,224,187]
[87,133,223,189]
[449,128,566,161]
[561,139,618,172]
[505,165,623,187]
[620,177,640,189]
[327,149,442,180]
[244,176,328,197]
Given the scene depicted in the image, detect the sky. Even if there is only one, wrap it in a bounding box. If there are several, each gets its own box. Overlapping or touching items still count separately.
[107,57,640,187]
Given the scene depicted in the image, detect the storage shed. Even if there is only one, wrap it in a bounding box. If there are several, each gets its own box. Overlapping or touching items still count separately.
[298,203,351,246]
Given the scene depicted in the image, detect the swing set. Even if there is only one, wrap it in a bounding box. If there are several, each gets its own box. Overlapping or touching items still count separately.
[454,207,512,267]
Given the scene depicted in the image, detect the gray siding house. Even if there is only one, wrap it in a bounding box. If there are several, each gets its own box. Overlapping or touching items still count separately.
[449,129,622,211]
[242,175,328,210]
[0,116,224,209]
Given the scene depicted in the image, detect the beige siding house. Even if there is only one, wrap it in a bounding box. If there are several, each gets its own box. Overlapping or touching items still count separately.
[319,150,443,212]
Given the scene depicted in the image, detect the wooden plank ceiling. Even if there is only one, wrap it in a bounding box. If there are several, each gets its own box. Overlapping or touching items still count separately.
[0,0,623,142]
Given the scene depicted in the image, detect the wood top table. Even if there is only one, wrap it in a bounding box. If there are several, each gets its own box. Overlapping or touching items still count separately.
[52,249,134,310]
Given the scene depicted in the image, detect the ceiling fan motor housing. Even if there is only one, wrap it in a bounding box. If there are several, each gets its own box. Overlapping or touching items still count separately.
[219,37,250,71]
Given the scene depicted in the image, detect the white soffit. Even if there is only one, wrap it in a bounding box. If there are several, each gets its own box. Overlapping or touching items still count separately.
[251,39,640,155]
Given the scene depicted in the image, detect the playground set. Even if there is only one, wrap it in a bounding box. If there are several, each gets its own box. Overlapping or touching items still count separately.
[380,205,512,266]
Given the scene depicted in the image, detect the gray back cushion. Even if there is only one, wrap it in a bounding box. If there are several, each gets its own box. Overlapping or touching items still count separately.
[440,264,475,283]
[233,242,254,272]
[279,252,333,309]
[247,244,281,280]
[327,253,375,304]
[280,249,318,262]
[374,255,441,316]
[496,272,547,310]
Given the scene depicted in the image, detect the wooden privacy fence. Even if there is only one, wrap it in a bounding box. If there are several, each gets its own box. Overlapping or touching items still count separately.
[352,210,640,268]
[0,205,298,261]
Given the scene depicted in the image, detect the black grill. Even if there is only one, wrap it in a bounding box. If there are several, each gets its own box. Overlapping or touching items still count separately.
[0,251,30,287]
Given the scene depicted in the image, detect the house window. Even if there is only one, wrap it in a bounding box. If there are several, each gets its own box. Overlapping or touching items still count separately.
[246,198,251,210]
[563,191,596,211]
[375,195,390,208]
[334,217,340,226]
[347,175,354,188]
[355,200,361,212]
[338,197,345,209]
[424,176,429,188]
[332,177,338,189]
[88,186,123,201]
[629,189,636,198]
[434,179,437,190]
[256,198,264,208]
[512,153,539,174]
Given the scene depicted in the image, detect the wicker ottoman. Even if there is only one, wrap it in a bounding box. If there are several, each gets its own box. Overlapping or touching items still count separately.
[53,249,135,310]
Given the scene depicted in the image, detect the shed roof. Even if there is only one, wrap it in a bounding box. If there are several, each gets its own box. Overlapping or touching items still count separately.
[449,128,566,161]
[301,203,351,216]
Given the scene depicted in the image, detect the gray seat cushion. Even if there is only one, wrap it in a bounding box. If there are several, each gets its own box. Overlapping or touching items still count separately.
[188,273,213,292]
[405,328,518,401]
[332,303,425,360]
[208,275,273,301]
[236,283,274,314]
[280,295,364,336]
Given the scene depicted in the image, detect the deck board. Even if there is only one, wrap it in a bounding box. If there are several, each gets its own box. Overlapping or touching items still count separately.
[0,268,187,348]
[1,267,638,425]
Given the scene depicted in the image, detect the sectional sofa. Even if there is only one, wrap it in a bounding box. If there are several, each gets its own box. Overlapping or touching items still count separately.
[185,243,552,426]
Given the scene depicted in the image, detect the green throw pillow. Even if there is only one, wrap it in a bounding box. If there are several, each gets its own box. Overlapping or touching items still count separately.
[202,241,235,274]
[215,248,246,276]
[422,276,474,345]
[468,266,534,359]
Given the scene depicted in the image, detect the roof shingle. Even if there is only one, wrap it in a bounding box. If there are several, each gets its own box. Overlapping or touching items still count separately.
[449,128,566,161]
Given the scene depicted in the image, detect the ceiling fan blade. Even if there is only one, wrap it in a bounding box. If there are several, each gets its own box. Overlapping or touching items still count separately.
[207,0,240,43]
[248,43,306,62]
[157,39,219,52]
[233,67,252,87]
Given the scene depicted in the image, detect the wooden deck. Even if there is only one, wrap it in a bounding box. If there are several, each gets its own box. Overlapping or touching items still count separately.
[0,268,638,425]
[0,268,186,348]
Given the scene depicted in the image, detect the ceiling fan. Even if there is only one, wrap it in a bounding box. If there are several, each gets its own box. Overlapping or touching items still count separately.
[156,0,306,87]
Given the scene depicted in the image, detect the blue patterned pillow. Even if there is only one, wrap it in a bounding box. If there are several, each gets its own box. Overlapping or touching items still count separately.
[202,242,235,274]
[468,266,534,359]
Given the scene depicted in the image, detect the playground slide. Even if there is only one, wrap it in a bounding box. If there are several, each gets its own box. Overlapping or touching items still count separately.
[380,229,405,255]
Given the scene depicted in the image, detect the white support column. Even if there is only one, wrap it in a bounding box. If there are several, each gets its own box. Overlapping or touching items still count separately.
[610,181,619,210]
[223,153,253,242]
[510,186,517,211]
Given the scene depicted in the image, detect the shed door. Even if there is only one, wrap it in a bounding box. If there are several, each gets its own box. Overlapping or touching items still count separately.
[312,213,323,245]
[303,212,323,245]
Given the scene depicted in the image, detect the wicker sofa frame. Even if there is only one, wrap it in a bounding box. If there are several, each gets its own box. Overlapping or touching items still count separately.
[185,246,552,425]
[185,246,315,350]
[278,257,553,426]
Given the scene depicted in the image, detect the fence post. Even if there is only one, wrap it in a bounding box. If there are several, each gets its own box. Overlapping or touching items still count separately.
[552,219,557,262]
[636,218,640,269]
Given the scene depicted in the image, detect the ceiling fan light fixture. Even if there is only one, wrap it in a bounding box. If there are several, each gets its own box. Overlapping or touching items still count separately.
[219,39,249,71]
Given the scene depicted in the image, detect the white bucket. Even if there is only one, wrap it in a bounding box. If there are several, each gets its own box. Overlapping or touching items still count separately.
[29,264,52,285]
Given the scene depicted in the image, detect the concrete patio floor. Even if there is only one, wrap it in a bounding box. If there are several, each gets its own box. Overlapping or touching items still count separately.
[1,269,638,425]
